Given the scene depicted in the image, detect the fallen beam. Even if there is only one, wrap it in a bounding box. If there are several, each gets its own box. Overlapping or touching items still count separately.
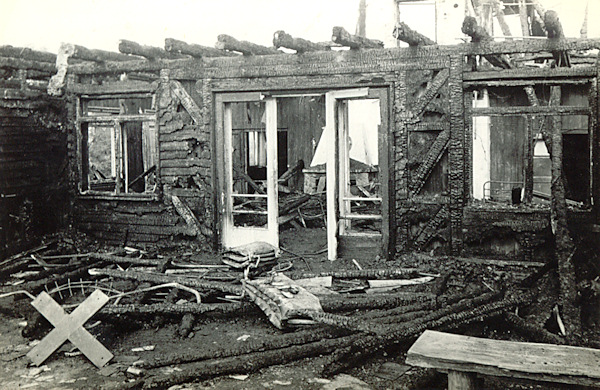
[216,34,281,56]
[88,267,243,295]
[273,31,330,53]
[140,326,350,369]
[331,26,384,49]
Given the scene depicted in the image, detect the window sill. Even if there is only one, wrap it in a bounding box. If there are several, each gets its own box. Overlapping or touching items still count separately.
[78,191,161,202]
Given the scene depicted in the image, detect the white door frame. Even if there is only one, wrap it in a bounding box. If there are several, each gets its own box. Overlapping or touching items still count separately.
[216,93,279,249]
[325,88,369,260]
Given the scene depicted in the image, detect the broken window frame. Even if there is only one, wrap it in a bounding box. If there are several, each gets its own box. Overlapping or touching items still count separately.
[467,80,594,208]
[77,94,159,200]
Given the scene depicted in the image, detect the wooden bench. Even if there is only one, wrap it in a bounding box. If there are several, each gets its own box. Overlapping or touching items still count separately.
[406,330,600,389]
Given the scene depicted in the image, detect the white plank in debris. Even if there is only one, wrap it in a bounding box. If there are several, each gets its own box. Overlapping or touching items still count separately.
[406,330,600,388]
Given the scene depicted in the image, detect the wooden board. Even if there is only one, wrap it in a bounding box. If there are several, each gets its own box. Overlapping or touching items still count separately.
[406,330,600,387]
[27,290,113,368]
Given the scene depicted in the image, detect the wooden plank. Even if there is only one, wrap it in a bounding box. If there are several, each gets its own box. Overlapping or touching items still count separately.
[170,80,203,123]
[406,330,600,387]
[27,291,112,368]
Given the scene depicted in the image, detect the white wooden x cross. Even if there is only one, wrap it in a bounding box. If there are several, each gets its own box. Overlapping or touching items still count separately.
[27,289,113,368]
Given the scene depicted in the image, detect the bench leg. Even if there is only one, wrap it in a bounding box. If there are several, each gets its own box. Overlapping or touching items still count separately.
[448,370,477,390]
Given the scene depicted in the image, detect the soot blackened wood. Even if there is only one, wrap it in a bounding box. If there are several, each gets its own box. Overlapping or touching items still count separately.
[544,10,571,67]
[119,40,187,60]
[273,31,330,53]
[461,16,511,69]
[331,26,383,49]
[164,38,237,58]
[88,267,243,295]
[549,86,582,341]
[393,22,436,47]
[140,326,350,369]
[216,35,281,56]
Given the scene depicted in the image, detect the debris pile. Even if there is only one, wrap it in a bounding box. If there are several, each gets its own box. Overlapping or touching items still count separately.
[0,234,564,389]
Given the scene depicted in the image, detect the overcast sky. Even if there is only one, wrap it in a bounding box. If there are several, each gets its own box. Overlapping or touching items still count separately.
[0,0,596,54]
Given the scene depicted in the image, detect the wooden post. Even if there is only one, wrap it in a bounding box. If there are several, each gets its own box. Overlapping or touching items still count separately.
[448,370,477,390]
[549,85,582,341]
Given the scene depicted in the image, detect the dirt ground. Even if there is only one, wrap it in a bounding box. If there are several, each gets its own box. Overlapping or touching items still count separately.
[0,227,599,390]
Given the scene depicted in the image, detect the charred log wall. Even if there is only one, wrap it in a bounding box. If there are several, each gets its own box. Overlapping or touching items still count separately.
[69,72,214,249]
[0,81,69,258]
[63,39,600,256]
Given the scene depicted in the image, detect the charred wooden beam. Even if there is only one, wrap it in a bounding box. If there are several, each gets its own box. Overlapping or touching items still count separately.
[549,85,581,341]
[140,333,359,389]
[215,34,281,56]
[413,205,449,250]
[88,253,165,267]
[272,31,330,53]
[393,22,436,46]
[66,57,191,75]
[88,267,243,295]
[1,261,104,297]
[504,312,565,345]
[461,16,511,69]
[331,26,383,49]
[164,38,237,58]
[0,45,56,63]
[410,129,450,195]
[323,290,533,376]
[278,159,304,183]
[99,302,253,316]
[119,39,188,60]
[60,43,140,63]
[288,267,421,280]
[544,10,571,67]
[0,56,56,73]
[320,291,434,312]
[140,326,349,369]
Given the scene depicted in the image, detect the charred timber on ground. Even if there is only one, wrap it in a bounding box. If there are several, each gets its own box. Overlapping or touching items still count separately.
[88,267,243,295]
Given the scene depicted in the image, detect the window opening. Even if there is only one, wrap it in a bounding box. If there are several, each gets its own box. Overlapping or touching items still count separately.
[80,97,157,195]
